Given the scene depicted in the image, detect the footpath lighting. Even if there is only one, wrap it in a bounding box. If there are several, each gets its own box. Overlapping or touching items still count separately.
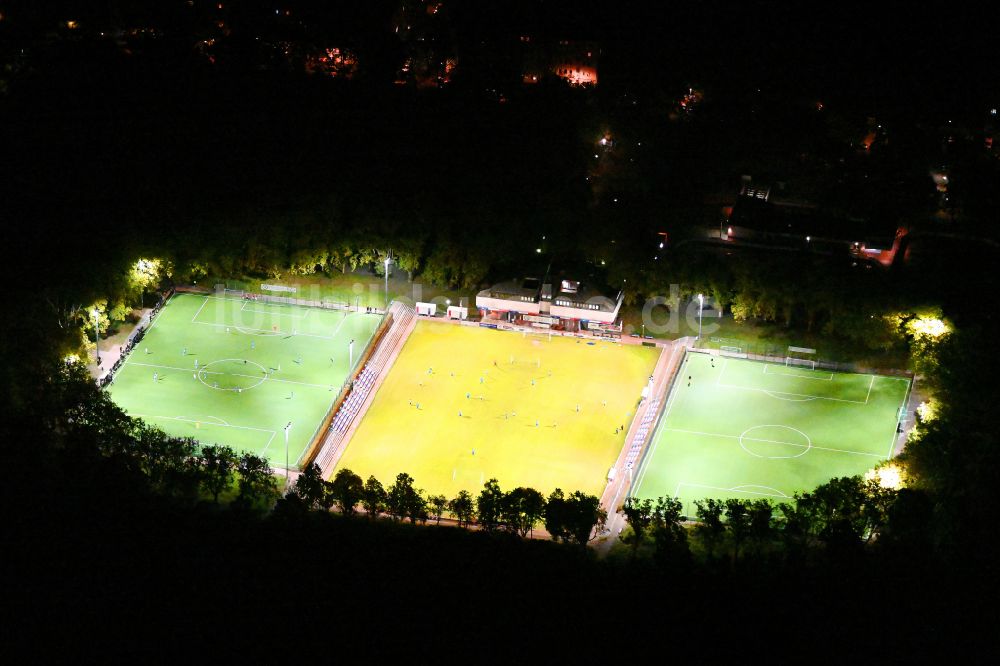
[92,309,101,366]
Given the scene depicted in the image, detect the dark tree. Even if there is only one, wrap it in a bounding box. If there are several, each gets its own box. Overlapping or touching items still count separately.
[747,499,776,556]
[330,468,365,516]
[564,491,606,547]
[199,444,237,503]
[724,499,752,563]
[448,490,476,528]
[386,473,421,522]
[620,496,655,557]
[428,494,449,525]
[292,463,327,509]
[651,496,690,570]
[544,488,570,542]
[694,498,726,559]
[501,487,546,537]
[476,478,504,532]
[361,476,387,519]
[236,452,279,509]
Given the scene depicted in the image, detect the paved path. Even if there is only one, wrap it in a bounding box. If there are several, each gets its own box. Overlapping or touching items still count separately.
[596,337,690,554]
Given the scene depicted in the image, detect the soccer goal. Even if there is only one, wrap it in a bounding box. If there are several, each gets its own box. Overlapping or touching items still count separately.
[786,346,817,369]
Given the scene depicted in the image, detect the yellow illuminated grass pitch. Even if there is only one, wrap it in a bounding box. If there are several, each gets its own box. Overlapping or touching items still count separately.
[336,322,660,497]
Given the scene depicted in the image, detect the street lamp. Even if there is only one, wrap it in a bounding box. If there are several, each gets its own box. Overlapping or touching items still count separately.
[697,293,704,341]
[383,257,391,310]
[91,309,100,366]
[283,422,292,488]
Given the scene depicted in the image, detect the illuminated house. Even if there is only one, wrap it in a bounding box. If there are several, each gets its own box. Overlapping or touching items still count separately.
[305,47,359,79]
[521,39,599,87]
[476,276,622,334]
[722,191,903,267]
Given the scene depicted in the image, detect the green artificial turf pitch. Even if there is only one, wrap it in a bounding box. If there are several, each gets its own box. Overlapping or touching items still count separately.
[632,352,909,514]
[108,293,378,468]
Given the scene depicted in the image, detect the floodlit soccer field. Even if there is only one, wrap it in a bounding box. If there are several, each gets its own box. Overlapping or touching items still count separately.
[336,322,661,497]
[108,293,379,467]
[632,353,910,514]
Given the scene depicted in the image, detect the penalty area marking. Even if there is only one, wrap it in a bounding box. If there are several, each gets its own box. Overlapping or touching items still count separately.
[191,297,210,323]
[664,427,884,458]
[131,413,278,457]
[240,300,309,318]
[192,312,357,340]
[675,481,789,499]
[718,358,864,403]
[718,382,865,404]
[763,365,833,381]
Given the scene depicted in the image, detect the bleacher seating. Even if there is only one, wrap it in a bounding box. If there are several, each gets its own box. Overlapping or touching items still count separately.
[315,303,416,472]
[624,395,661,471]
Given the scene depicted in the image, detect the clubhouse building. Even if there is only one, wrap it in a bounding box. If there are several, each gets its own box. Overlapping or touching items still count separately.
[475,277,623,336]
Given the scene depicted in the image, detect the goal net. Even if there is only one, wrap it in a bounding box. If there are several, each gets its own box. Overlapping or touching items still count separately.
[719,345,747,358]
[786,345,817,369]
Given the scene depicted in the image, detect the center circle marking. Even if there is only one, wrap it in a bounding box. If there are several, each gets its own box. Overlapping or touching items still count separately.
[739,424,812,459]
[197,358,268,392]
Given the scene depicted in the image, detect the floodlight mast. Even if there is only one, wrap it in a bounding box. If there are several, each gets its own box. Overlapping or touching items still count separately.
[384,256,391,310]
[284,422,292,487]
[92,309,100,366]
[697,293,704,341]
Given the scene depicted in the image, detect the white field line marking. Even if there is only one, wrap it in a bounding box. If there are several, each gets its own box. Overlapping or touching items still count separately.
[717,382,866,404]
[191,297,210,323]
[633,345,686,493]
[730,484,789,497]
[132,413,275,435]
[235,373,331,389]
[763,365,833,381]
[865,374,876,404]
[678,482,789,499]
[327,311,356,340]
[665,427,883,458]
[191,320,335,340]
[126,361,224,374]
[887,378,912,459]
[259,430,277,457]
[240,303,308,319]
[125,361,330,390]
[716,358,728,387]
[144,302,168,334]
[762,391,818,402]
[192,294,341,311]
